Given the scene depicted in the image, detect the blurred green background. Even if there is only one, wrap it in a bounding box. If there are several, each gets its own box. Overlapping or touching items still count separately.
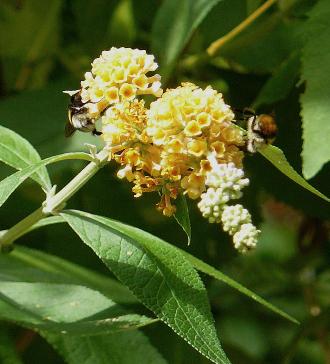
[0,0,329,363]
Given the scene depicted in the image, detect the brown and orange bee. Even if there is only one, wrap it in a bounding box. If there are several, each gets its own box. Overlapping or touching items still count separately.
[234,108,278,153]
[246,112,277,153]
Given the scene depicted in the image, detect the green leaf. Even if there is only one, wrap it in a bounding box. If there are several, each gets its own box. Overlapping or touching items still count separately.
[44,314,156,336]
[4,245,137,304]
[62,210,231,364]
[0,248,162,362]
[0,0,62,58]
[0,125,51,191]
[213,12,302,73]
[253,51,301,108]
[64,211,300,325]
[200,0,247,47]
[152,0,221,71]
[259,145,329,202]
[0,282,154,335]
[300,0,330,179]
[174,194,191,245]
[0,327,23,364]
[26,216,65,232]
[0,152,93,208]
[180,249,299,324]
[72,0,119,55]
[43,330,167,364]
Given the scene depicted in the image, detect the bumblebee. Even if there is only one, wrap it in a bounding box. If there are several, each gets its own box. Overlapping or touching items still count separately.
[64,90,102,137]
[234,108,277,153]
[246,113,277,153]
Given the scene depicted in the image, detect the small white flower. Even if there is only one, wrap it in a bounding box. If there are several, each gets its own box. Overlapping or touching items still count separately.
[221,204,252,235]
[233,223,260,253]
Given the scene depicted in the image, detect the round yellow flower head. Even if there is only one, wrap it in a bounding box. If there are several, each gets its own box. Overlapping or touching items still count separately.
[79,47,163,118]
[146,83,245,199]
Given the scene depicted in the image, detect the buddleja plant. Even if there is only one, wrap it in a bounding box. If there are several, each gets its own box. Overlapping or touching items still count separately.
[0,47,328,364]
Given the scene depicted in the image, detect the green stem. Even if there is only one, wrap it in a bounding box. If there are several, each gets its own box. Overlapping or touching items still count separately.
[0,208,45,252]
[207,0,277,56]
[45,149,108,212]
[0,149,109,251]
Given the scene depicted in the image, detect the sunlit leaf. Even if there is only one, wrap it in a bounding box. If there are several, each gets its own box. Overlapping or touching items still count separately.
[0,245,136,304]
[0,282,154,335]
[259,145,329,202]
[62,210,231,364]
[0,125,51,191]
[300,0,330,178]
[0,152,93,208]
[69,212,300,324]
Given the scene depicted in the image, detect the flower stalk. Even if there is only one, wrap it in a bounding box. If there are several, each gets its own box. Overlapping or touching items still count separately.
[207,0,278,56]
[0,149,109,252]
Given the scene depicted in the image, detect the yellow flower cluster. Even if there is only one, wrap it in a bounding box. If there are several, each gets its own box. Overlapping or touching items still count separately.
[79,47,162,119]
[101,81,244,217]
[67,47,260,251]
[146,83,244,200]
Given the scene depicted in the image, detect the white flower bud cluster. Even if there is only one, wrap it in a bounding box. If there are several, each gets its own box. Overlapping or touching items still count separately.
[197,158,260,253]
[197,188,224,223]
[221,204,251,235]
[205,162,249,201]
[198,162,249,223]
[233,223,260,253]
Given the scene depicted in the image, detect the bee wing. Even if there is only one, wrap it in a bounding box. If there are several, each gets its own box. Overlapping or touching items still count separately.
[65,122,76,137]
[63,89,80,96]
